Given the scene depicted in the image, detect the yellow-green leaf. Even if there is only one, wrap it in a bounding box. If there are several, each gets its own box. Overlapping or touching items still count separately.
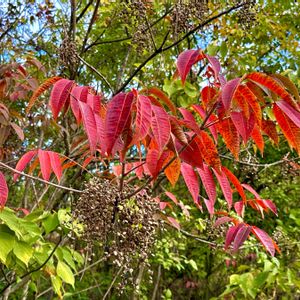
[56,261,74,288]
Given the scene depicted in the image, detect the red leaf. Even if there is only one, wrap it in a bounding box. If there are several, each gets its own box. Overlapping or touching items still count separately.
[146,148,160,178]
[231,111,255,143]
[160,202,170,210]
[225,224,243,249]
[276,100,300,128]
[233,225,251,252]
[247,72,296,107]
[50,79,74,120]
[197,132,221,171]
[197,164,216,203]
[181,162,200,207]
[95,114,106,154]
[14,150,37,181]
[170,117,188,144]
[87,94,101,113]
[134,95,152,141]
[38,150,51,181]
[261,199,277,216]
[148,87,177,114]
[201,86,218,109]
[213,168,233,209]
[251,124,264,155]
[176,139,203,168]
[164,152,181,187]
[205,55,226,85]
[177,49,201,84]
[10,123,24,141]
[251,226,276,256]
[48,151,62,182]
[214,216,233,227]
[217,118,240,159]
[222,78,241,110]
[78,101,98,153]
[105,92,134,155]
[234,201,245,217]
[204,199,214,216]
[242,183,261,199]
[179,107,201,134]
[262,120,279,145]
[70,86,89,123]
[151,105,171,153]
[273,104,300,154]
[222,166,247,203]
[165,191,178,205]
[167,216,180,230]
[0,172,8,207]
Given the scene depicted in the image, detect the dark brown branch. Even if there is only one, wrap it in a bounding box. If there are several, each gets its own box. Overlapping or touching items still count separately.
[80,0,101,55]
[76,0,93,23]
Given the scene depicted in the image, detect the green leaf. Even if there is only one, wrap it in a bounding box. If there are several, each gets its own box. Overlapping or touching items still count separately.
[13,241,33,266]
[220,41,228,58]
[43,213,59,234]
[0,208,23,238]
[0,232,15,263]
[51,275,62,298]
[57,261,75,288]
[62,248,76,271]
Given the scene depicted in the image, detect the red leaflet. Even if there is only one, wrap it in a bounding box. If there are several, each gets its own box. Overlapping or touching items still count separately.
[180,162,200,207]
[217,118,240,159]
[247,72,296,108]
[133,162,144,179]
[147,87,176,114]
[0,172,8,207]
[233,225,252,252]
[177,49,201,84]
[176,139,203,168]
[271,74,300,102]
[262,119,279,145]
[222,166,247,203]
[134,95,152,141]
[10,123,24,141]
[95,114,106,154]
[197,164,216,203]
[170,116,188,144]
[204,199,214,216]
[146,148,160,178]
[234,201,245,217]
[276,100,300,128]
[205,55,226,85]
[14,150,38,181]
[231,111,255,143]
[167,216,180,230]
[242,183,261,199]
[70,86,89,123]
[165,191,178,205]
[251,226,276,256]
[179,107,201,134]
[197,132,221,171]
[201,86,218,109]
[213,168,233,209]
[225,223,243,249]
[151,105,171,153]
[251,124,264,155]
[105,92,134,155]
[38,149,51,181]
[164,152,181,187]
[48,151,63,182]
[87,94,101,113]
[192,104,218,142]
[50,79,74,120]
[221,78,241,110]
[214,216,233,227]
[78,101,98,153]
[273,104,300,154]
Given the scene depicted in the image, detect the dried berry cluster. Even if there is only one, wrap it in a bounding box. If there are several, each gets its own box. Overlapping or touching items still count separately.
[171,0,208,37]
[58,36,79,72]
[73,178,159,286]
[236,0,257,30]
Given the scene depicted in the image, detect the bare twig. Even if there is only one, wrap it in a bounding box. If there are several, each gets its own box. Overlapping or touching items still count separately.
[0,161,82,194]
[102,267,123,300]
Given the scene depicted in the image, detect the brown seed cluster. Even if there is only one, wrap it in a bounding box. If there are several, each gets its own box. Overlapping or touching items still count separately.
[171,0,208,38]
[236,0,257,30]
[73,178,159,285]
[58,35,79,72]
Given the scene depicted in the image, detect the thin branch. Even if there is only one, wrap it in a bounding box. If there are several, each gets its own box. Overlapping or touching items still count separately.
[0,161,82,194]
[80,0,101,55]
[76,0,93,23]
[102,267,123,300]
[76,54,114,93]
[151,265,161,300]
